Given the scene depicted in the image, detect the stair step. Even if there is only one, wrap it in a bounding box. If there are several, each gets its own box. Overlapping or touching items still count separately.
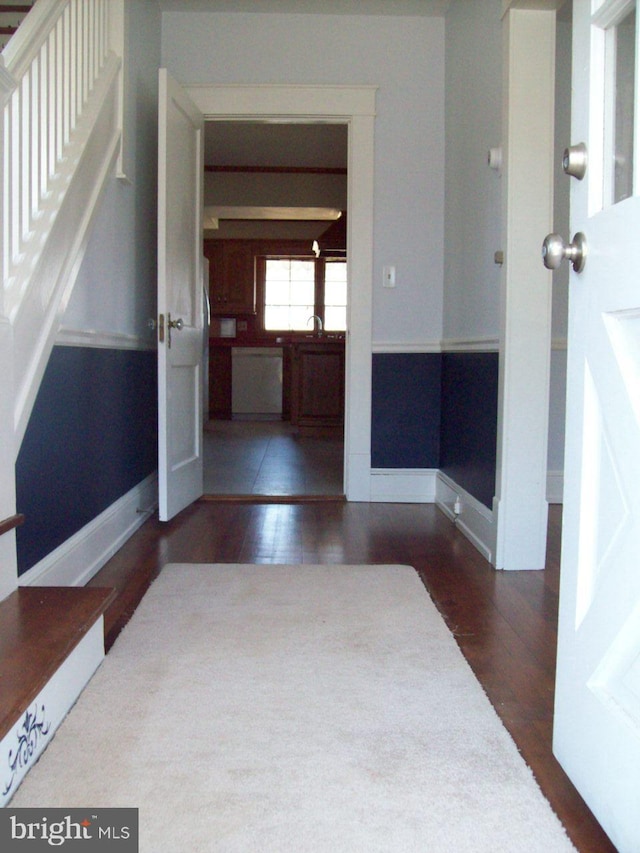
[0,586,115,804]
[0,586,115,743]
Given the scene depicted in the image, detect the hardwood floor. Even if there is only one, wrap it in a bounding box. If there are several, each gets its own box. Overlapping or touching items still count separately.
[89,500,616,853]
[203,419,344,496]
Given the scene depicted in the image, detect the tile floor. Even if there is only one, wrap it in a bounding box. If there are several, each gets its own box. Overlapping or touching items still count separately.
[203,419,344,496]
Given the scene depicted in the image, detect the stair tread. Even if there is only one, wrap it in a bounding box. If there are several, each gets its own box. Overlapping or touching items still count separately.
[0,586,115,742]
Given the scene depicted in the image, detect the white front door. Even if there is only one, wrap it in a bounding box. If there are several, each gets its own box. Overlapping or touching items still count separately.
[157,69,204,521]
[553,2,640,850]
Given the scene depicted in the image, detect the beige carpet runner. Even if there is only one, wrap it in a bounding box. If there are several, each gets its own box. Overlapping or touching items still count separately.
[11,564,576,851]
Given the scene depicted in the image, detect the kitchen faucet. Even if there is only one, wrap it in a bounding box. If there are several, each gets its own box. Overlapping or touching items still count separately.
[308,314,323,334]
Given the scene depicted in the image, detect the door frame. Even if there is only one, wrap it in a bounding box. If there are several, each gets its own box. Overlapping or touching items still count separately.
[185,84,377,501]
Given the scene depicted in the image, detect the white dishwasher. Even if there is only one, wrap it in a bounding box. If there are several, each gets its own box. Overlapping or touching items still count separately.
[231,348,283,416]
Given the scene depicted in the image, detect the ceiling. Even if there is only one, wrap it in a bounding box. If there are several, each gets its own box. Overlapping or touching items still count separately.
[204,122,348,169]
[204,122,348,239]
[158,0,451,16]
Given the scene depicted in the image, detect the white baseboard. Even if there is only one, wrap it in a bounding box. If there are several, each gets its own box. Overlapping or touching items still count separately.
[19,474,158,588]
[370,469,438,503]
[14,465,559,588]
[346,451,374,502]
[435,472,496,564]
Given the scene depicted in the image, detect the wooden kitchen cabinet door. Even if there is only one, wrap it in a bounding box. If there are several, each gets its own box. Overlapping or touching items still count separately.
[291,343,345,435]
[204,240,256,315]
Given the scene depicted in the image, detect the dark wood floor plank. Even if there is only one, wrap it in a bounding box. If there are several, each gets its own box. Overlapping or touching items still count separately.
[87,500,615,853]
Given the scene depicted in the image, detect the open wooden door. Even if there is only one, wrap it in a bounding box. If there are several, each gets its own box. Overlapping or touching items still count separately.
[157,69,204,521]
[552,2,640,850]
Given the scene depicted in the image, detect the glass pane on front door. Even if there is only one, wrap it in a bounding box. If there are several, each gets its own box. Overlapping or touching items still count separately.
[596,0,638,206]
[612,6,636,203]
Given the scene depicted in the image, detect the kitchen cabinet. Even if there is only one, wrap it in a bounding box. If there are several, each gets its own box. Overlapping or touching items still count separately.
[291,341,345,435]
[208,346,232,419]
[204,240,256,315]
[207,338,345,430]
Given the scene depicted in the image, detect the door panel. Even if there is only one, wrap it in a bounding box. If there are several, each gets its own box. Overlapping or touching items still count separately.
[157,69,204,521]
[553,2,640,851]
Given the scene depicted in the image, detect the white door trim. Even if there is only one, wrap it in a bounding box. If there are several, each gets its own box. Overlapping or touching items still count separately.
[185,84,377,501]
[494,9,556,569]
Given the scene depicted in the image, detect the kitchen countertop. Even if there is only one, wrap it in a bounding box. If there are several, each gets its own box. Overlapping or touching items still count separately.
[209,334,345,347]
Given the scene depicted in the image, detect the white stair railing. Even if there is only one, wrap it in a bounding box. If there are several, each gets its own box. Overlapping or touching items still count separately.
[0,0,124,446]
[2,0,113,317]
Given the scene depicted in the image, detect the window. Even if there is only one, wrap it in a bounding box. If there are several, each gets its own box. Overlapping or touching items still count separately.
[264,258,316,331]
[261,257,347,332]
[323,261,348,331]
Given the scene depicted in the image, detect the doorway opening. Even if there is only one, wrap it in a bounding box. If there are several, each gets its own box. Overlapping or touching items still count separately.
[185,83,376,503]
[202,120,348,498]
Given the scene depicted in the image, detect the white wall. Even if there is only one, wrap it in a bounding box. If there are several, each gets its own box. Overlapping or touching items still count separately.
[443,0,503,343]
[161,11,445,347]
[61,0,161,344]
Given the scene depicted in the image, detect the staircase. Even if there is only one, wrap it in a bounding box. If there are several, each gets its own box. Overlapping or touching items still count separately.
[0,0,125,603]
[0,0,125,795]
[1,0,125,447]
[0,3,34,53]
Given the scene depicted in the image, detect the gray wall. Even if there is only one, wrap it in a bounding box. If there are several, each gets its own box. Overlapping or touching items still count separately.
[62,0,162,343]
[444,0,568,488]
[444,0,503,343]
[161,10,446,347]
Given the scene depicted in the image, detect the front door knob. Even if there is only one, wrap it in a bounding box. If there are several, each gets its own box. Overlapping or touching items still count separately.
[562,143,588,180]
[542,232,587,273]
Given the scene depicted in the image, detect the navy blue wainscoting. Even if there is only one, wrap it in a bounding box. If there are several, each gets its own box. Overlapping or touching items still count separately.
[371,353,441,468]
[15,346,158,576]
[440,352,499,510]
